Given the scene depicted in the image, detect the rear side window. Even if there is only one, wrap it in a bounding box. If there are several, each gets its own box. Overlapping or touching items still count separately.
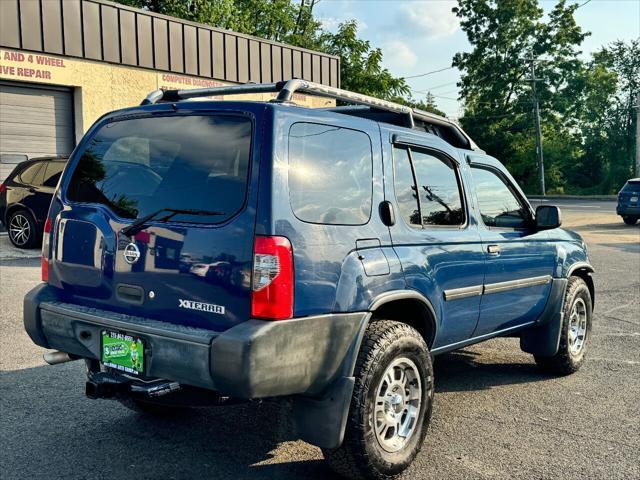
[471,166,529,229]
[66,115,252,223]
[393,146,465,227]
[18,162,44,185]
[42,161,65,188]
[288,122,372,225]
[393,147,421,227]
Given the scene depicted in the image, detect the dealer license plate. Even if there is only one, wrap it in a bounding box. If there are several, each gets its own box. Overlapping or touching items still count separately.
[101,330,145,375]
[630,196,638,203]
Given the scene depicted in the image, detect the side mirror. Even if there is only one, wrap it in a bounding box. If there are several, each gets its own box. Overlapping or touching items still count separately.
[535,205,562,230]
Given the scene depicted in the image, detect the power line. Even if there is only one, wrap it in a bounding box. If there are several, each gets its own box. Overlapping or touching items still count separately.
[403,66,455,80]
[576,0,593,9]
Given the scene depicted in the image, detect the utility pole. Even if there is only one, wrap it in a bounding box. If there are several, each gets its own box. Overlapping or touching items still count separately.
[527,57,546,196]
[636,91,640,177]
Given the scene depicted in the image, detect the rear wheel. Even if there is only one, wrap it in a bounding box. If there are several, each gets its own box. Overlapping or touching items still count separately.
[622,215,638,225]
[7,209,38,249]
[534,277,592,375]
[323,320,434,480]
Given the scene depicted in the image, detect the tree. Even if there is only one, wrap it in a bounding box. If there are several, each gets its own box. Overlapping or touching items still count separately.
[452,0,591,193]
[453,0,637,194]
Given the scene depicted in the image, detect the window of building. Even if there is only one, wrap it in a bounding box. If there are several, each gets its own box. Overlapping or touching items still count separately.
[288,122,373,225]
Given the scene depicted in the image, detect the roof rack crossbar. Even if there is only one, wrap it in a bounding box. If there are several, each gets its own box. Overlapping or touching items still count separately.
[140,79,476,148]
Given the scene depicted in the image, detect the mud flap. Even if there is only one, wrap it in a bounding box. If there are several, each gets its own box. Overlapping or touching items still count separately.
[292,376,355,449]
[520,278,568,357]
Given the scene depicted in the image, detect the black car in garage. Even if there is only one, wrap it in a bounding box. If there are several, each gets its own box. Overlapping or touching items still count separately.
[0,156,67,248]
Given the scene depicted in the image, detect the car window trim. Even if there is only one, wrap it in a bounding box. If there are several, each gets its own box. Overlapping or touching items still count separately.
[393,143,468,230]
[469,163,533,231]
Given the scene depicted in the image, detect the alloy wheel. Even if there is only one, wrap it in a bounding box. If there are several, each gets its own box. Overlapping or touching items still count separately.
[9,213,31,247]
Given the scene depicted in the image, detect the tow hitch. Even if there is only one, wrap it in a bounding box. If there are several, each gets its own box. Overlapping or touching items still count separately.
[85,371,182,400]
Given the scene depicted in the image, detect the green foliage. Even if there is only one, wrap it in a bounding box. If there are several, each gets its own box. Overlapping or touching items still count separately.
[453,0,637,194]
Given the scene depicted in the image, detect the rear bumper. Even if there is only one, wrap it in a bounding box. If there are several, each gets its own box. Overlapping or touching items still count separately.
[24,284,367,398]
[617,204,640,216]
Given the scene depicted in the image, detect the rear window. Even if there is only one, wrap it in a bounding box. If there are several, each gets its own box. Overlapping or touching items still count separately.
[288,122,373,225]
[623,181,640,193]
[66,115,252,223]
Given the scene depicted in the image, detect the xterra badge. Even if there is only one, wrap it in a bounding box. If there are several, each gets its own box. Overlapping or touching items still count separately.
[178,299,226,315]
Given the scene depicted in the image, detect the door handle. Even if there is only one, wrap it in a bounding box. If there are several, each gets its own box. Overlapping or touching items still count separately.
[487,244,501,255]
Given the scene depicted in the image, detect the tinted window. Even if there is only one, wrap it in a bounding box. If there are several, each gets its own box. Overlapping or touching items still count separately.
[288,122,372,225]
[393,146,421,227]
[18,162,44,185]
[471,167,529,228]
[42,162,65,188]
[623,181,640,193]
[411,149,464,226]
[67,115,252,223]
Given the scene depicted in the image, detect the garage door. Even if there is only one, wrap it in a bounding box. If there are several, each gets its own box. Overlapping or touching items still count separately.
[0,82,74,183]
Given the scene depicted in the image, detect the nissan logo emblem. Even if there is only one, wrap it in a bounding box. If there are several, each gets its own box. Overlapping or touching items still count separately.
[123,243,141,264]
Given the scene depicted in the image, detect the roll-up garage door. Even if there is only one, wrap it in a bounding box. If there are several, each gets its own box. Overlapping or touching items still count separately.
[0,81,74,182]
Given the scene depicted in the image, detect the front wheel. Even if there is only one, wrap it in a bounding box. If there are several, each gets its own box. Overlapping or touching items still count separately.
[323,320,434,480]
[622,215,638,225]
[535,277,592,375]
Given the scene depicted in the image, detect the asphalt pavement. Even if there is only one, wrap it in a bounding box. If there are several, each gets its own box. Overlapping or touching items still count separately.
[0,199,638,479]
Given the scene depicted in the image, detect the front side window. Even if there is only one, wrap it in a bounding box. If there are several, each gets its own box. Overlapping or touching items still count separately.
[471,166,529,229]
[67,115,252,223]
[411,149,465,226]
[288,122,373,225]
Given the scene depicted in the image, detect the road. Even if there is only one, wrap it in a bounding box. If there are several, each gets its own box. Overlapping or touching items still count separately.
[1,200,638,479]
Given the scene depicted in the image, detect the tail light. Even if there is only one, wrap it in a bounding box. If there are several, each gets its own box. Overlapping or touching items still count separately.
[0,183,6,194]
[41,218,52,282]
[251,236,293,320]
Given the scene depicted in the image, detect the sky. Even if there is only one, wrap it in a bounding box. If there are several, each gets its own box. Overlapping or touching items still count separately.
[314,0,640,119]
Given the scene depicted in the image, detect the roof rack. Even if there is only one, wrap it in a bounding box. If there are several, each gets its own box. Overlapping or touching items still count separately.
[140,79,476,150]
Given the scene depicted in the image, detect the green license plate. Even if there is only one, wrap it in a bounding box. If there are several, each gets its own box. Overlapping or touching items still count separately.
[101,330,145,375]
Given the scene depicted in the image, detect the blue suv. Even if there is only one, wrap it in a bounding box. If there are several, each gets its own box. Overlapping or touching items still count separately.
[617,178,640,225]
[24,80,595,479]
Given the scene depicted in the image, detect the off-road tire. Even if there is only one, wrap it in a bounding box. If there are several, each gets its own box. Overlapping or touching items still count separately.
[622,216,638,226]
[535,277,592,375]
[322,320,434,480]
[7,209,38,249]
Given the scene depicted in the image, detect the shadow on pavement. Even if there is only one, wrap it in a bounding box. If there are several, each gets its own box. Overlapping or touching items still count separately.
[0,362,335,479]
[0,345,556,479]
[433,349,549,393]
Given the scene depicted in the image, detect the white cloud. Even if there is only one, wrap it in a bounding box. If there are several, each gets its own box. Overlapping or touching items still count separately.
[398,1,460,38]
[382,40,418,70]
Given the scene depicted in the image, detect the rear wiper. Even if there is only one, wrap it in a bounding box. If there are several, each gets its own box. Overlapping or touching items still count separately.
[120,208,225,237]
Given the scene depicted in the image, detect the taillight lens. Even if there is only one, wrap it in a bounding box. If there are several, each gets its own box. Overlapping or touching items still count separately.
[0,183,6,194]
[251,236,293,320]
[41,218,52,282]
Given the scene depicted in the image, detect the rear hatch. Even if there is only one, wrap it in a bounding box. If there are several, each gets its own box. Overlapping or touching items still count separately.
[48,106,262,331]
[619,180,640,205]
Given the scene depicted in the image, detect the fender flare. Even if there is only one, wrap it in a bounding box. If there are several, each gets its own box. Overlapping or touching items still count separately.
[4,202,39,228]
[566,261,595,306]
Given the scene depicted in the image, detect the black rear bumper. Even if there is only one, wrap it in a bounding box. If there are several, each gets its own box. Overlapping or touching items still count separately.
[24,284,366,397]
